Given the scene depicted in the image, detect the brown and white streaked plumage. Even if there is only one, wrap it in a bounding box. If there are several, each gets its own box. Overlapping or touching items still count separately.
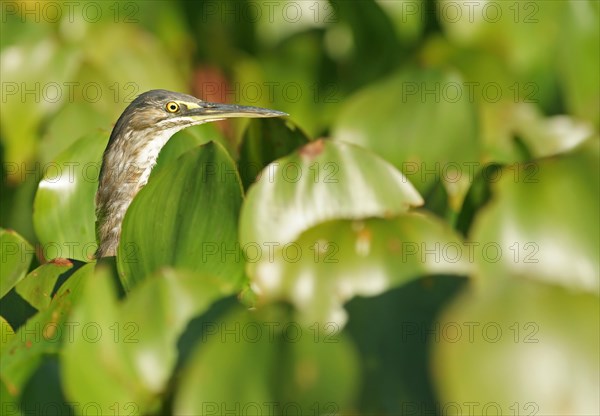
[95,89,286,258]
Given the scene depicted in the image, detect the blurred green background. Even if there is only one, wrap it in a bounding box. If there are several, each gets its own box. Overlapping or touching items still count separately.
[1,0,598,415]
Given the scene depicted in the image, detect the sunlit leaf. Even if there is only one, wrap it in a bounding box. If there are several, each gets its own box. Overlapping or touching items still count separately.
[240,139,423,249]
[0,229,33,299]
[118,141,245,291]
[470,140,599,293]
[33,132,108,262]
[511,105,595,158]
[248,213,471,326]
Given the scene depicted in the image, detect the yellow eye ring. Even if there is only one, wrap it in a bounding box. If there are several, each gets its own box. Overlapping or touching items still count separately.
[165,101,180,113]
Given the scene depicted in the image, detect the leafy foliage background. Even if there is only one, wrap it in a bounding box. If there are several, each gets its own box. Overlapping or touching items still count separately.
[0,0,598,415]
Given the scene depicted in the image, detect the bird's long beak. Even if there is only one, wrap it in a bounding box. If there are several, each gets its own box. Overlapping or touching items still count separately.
[188,102,288,121]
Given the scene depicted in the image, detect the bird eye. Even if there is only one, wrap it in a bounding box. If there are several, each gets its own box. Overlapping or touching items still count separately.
[165,101,180,113]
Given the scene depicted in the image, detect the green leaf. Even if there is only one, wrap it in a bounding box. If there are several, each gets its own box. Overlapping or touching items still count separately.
[470,140,599,293]
[332,66,479,195]
[433,278,599,416]
[62,266,232,414]
[151,124,224,179]
[438,0,565,74]
[558,1,600,126]
[33,131,109,262]
[247,213,471,326]
[0,229,34,299]
[0,38,80,175]
[240,139,423,249]
[377,0,425,45]
[173,305,359,415]
[61,265,139,414]
[119,269,234,395]
[511,106,595,158]
[15,259,74,311]
[118,142,246,291]
[39,102,113,166]
[238,118,310,190]
[83,24,186,94]
[0,263,88,398]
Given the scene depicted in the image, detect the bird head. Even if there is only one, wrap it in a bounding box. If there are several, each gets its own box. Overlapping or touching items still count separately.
[113,89,287,136]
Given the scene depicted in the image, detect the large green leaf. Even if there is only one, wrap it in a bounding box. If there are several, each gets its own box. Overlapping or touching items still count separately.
[151,124,224,179]
[0,229,33,299]
[174,305,359,415]
[434,278,599,416]
[15,259,74,311]
[239,139,423,249]
[332,67,479,195]
[0,263,88,398]
[238,118,310,190]
[61,265,138,414]
[62,266,232,415]
[33,131,109,262]
[119,269,233,395]
[247,213,471,326]
[470,140,599,293]
[118,141,245,291]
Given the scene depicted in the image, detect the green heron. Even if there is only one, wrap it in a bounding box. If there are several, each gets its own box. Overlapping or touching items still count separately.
[95,89,287,258]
